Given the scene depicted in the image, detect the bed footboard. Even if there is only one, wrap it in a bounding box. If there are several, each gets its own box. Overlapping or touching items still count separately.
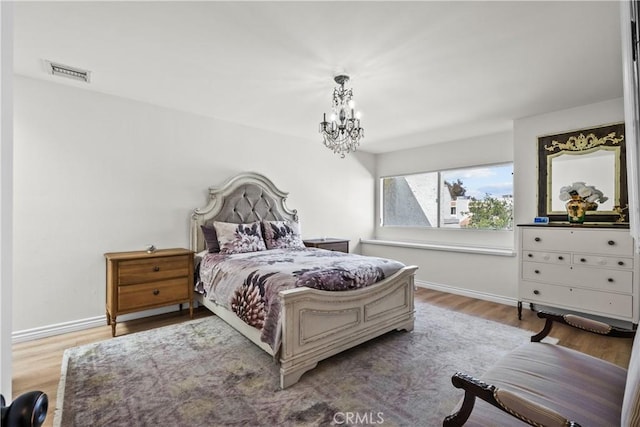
[278,265,417,388]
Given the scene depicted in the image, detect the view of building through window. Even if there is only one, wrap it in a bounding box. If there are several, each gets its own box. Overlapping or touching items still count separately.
[381,163,513,230]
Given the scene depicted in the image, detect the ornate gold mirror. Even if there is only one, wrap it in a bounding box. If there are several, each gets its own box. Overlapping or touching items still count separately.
[537,122,628,223]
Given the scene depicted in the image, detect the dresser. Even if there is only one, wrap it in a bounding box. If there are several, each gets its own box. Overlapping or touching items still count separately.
[105,248,194,336]
[303,238,349,253]
[518,225,639,325]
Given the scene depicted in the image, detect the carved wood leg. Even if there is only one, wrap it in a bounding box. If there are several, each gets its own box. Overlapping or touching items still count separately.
[517,301,522,320]
[106,311,111,325]
[280,361,318,389]
[110,316,117,337]
[531,318,554,342]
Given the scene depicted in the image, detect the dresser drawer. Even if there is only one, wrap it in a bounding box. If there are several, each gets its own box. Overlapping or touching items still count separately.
[522,262,633,294]
[118,277,190,311]
[521,228,632,256]
[572,254,634,270]
[520,281,633,319]
[118,255,190,285]
[522,250,570,264]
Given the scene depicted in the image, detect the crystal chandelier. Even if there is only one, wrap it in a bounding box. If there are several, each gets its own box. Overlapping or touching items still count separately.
[319,75,364,158]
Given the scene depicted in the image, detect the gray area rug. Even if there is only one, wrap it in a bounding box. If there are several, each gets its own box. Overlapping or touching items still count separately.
[55,302,536,427]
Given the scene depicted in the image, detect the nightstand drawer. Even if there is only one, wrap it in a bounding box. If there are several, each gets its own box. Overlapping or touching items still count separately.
[118,277,190,311]
[317,242,348,252]
[118,255,190,285]
[303,238,349,253]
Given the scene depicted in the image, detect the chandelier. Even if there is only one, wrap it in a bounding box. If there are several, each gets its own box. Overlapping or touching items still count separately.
[319,75,364,158]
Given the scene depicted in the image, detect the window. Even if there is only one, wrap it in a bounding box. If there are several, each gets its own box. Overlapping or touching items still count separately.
[381,163,513,230]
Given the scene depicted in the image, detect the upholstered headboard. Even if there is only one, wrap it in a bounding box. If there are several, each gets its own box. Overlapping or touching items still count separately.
[190,172,299,252]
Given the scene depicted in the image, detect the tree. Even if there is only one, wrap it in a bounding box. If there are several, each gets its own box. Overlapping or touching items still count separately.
[466,194,513,229]
[444,179,466,200]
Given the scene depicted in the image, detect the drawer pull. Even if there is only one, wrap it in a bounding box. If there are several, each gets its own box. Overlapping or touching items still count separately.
[608,240,616,246]
[534,237,541,242]
[527,253,533,258]
[533,290,540,295]
[607,278,614,283]
[153,289,160,296]
[580,258,586,262]
[534,269,540,274]
[558,256,564,260]
[153,266,160,272]
[618,261,625,266]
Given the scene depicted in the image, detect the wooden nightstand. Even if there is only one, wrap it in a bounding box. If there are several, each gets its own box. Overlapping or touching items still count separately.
[105,248,194,336]
[303,238,350,253]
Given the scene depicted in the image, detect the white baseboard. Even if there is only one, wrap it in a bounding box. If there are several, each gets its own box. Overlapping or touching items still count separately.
[415,280,518,307]
[12,304,184,343]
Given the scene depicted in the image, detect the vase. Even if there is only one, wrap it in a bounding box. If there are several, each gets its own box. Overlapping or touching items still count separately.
[566,195,587,223]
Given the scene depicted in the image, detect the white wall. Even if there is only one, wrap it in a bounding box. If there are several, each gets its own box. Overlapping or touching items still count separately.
[12,75,375,333]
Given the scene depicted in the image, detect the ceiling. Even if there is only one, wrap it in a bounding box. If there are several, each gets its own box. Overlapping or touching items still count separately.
[13,1,624,154]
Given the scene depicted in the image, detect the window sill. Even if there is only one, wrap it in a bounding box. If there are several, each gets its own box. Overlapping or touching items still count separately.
[360,238,516,257]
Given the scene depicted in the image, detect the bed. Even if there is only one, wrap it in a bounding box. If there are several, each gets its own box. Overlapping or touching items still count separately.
[190,172,418,388]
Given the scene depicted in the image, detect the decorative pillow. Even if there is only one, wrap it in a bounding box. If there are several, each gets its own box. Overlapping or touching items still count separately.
[213,221,267,254]
[262,220,305,250]
[201,225,220,253]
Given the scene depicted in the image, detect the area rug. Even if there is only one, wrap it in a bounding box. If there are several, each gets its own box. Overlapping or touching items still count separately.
[55,302,541,427]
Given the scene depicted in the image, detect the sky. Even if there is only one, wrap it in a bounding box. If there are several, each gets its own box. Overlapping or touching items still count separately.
[441,163,513,200]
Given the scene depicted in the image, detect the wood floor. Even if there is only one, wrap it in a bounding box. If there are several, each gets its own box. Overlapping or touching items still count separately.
[11,288,634,427]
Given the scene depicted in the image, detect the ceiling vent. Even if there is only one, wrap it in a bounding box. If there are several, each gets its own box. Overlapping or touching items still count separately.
[44,60,91,83]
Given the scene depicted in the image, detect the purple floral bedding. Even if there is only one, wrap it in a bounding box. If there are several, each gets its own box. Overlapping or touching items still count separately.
[195,248,405,351]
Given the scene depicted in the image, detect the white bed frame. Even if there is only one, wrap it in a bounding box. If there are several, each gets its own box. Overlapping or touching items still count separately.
[190,172,417,388]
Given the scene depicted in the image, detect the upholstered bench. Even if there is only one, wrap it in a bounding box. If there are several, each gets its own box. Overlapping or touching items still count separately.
[443,311,638,427]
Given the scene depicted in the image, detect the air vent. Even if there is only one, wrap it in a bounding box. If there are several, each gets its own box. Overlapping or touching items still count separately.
[44,60,91,83]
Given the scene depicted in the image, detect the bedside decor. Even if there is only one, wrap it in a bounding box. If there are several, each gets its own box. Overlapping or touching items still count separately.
[565,190,587,223]
[559,182,608,223]
[319,75,364,158]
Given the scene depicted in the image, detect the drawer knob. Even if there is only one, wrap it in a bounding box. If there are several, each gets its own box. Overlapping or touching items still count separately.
[533,290,540,295]
[534,269,540,274]
[153,289,160,295]
[619,261,625,266]
[534,237,541,242]
[558,256,564,260]
[527,253,533,258]
[153,266,160,272]
[580,258,586,262]
[608,240,616,246]
[607,278,614,283]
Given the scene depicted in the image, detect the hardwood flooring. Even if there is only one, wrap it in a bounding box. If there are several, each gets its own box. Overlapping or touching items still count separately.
[11,288,634,427]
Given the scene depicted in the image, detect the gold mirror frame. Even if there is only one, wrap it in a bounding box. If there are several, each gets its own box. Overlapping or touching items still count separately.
[537,122,628,223]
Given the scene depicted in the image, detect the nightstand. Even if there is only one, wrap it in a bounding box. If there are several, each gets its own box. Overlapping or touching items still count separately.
[303,238,349,253]
[104,248,194,336]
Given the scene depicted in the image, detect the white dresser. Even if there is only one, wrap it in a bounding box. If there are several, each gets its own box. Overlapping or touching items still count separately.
[518,225,639,325]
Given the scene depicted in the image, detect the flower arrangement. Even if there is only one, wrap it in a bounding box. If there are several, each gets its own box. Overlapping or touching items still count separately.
[559,182,608,205]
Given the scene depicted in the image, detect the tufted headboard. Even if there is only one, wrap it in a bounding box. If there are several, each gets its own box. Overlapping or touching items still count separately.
[190,172,299,252]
